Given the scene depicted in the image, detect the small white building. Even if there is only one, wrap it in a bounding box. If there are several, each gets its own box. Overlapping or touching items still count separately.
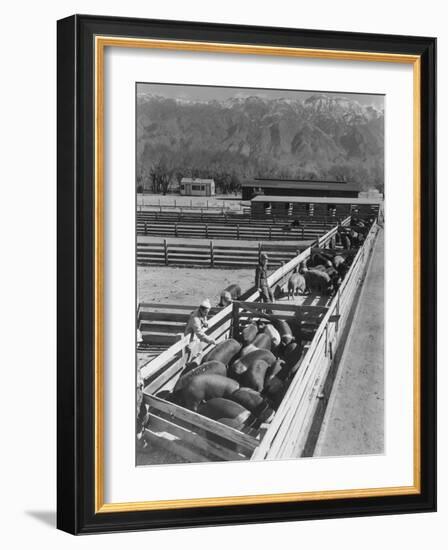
[180,178,215,196]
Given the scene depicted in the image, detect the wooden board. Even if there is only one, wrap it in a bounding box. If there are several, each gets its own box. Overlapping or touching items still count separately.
[146,413,247,462]
[143,393,259,457]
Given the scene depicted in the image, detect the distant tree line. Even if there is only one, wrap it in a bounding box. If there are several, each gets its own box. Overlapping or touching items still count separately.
[136,148,384,195]
[136,153,244,195]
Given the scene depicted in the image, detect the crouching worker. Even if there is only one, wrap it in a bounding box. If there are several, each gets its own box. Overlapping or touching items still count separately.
[184,299,217,362]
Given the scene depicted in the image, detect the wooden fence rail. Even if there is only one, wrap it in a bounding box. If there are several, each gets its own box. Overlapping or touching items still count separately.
[137,222,329,241]
[136,197,245,213]
[137,210,339,225]
[137,240,304,268]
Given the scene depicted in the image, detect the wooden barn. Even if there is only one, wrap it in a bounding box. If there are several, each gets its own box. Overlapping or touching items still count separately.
[241,178,359,200]
[180,178,215,196]
[251,195,383,219]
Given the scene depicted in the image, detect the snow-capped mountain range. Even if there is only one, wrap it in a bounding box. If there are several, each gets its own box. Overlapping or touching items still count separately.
[136,92,384,190]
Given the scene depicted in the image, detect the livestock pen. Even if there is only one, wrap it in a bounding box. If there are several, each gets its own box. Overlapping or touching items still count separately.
[137,241,303,268]
[137,210,339,241]
[138,217,380,462]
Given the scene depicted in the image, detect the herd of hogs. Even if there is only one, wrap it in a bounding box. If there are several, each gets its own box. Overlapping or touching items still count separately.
[142,218,374,437]
[288,220,370,297]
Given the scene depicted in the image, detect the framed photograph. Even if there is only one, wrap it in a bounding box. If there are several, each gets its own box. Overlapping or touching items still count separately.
[57,14,436,534]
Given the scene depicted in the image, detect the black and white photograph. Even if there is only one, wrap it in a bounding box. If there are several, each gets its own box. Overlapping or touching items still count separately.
[135,83,385,466]
[0,0,440,542]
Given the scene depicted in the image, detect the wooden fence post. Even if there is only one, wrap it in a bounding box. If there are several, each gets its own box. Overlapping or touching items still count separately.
[174,223,178,237]
[144,222,148,235]
[336,288,340,332]
[164,239,168,265]
[301,226,305,239]
[269,226,272,240]
[237,224,240,239]
[205,224,208,239]
[210,240,214,267]
[232,302,240,340]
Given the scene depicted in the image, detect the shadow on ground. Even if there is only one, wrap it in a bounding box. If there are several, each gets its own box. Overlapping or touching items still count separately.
[26,510,56,528]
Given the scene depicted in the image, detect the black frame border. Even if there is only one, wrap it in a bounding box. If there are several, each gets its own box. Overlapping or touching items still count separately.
[57,14,436,535]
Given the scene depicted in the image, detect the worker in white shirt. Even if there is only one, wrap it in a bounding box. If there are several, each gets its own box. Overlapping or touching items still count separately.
[184,299,216,361]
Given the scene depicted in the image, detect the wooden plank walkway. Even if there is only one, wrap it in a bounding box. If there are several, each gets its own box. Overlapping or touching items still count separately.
[314,228,384,457]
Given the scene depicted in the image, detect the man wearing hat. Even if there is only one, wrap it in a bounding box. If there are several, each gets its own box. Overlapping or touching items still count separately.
[255,252,274,303]
[184,298,216,361]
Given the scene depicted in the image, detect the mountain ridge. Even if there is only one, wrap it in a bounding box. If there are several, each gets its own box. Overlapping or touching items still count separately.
[136,92,384,192]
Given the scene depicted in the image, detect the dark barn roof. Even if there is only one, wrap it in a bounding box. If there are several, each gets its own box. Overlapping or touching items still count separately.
[242,179,359,193]
[251,195,382,205]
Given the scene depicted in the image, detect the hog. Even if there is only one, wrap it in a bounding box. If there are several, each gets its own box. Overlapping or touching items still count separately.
[240,323,258,345]
[173,360,227,392]
[262,323,281,348]
[303,267,333,295]
[240,359,270,392]
[251,332,272,351]
[218,283,242,306]
[287,272,307,299]
[230,388,274,422]
[202,338,242,366]
[314,264,341,290]
[333,255,349,279]
[230,349,277,380]
[180,374,239,411]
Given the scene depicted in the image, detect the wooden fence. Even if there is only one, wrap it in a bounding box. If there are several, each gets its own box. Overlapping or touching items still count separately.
[139,217,351,382]
[252,221,379,460]
[138,303,221,347]
[137,210,339,225]
[138,222,327,242]
[136,197,245,213]
[137,241,304,268]
[137,212,338,242]
[139,217,380,462]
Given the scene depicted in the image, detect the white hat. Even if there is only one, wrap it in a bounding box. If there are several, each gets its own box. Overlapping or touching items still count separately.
[200,299,211,309]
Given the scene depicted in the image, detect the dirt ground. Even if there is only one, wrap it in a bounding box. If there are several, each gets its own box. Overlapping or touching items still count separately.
[137,265,255,306]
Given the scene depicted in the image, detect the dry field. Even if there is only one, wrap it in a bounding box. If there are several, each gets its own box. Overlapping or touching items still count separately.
[137,265,255,306]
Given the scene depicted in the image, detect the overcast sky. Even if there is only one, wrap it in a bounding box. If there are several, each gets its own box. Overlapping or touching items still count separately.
[137,82,384,109]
